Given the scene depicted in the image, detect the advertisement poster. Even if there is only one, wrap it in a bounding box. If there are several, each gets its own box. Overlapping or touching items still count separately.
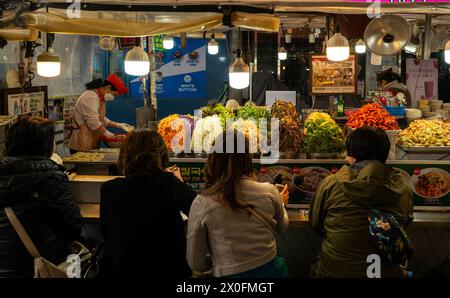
[310,55,356,95]
[48,97,64,122]
[7,91,45,116]
[156,38,206,99]
[406,58,439,107]
[63,95,79,147]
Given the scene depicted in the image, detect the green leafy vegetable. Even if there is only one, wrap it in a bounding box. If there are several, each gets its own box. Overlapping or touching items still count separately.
[201,104,235,128]
[237,105,270,126]
[303,112,345,154]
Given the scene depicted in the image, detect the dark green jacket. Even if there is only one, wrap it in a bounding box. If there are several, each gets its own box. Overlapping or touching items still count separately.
[309,160,414,278]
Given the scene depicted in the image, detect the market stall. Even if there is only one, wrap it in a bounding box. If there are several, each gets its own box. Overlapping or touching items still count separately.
[64,99,450,228]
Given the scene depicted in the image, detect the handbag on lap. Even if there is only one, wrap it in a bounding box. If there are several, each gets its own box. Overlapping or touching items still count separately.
[4,207,90,278]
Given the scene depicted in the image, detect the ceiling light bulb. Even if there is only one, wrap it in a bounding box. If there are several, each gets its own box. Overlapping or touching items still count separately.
[124,46,150,76]
[355,39,366,54]
[208,38,219,55]
[163,35,174,49]
[326,32,350,61]
[278,47,287,60]
[229,49,250,89]
[36,48,61,77]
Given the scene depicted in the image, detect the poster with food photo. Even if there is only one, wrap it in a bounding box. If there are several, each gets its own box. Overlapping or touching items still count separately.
[310,55,356,95]
[1,87,47,117]
[411,168,450,204]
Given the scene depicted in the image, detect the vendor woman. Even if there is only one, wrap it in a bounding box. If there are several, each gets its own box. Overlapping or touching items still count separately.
[69,73,132,152]
[378,68,412,107]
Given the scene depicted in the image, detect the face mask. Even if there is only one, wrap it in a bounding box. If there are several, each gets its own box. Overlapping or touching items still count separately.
[104,93,115,101]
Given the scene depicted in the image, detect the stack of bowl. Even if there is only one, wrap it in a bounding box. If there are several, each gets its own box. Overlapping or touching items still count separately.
[417,99,430,114]
[429,100,443,111]
[435,109,448,117]
[442,103,450,112]
[423,111,438,118]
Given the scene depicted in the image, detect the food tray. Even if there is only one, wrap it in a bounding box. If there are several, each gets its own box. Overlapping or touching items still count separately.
[396,144,450,154]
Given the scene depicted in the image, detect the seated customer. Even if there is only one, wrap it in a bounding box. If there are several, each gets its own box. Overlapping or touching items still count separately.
[187,130,290,278]
[309,127,413,278]
[100,130,197,278]
[0,117,82,278]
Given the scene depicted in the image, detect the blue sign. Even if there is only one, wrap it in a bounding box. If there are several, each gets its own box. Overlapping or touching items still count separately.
[129,77,150,99]
[156,38,206,99]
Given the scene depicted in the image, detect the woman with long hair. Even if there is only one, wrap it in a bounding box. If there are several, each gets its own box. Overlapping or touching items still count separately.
[187,130,290,278]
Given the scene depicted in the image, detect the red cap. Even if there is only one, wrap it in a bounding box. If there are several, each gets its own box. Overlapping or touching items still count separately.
[107,73,128,95]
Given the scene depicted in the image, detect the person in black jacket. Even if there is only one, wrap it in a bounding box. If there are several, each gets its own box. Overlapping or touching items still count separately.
[0,117,82,278]
[100,130,197,278]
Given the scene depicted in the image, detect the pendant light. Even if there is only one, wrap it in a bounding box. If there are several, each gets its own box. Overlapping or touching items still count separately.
[208,33,219,55]
[36,33,61,78]
[124,42,150,76]
[229,48,249,89]
[355,39,366,54]
[445,40,450,64]
[326,25,350,62]
[278,47,287,60]
[163,34,174,49]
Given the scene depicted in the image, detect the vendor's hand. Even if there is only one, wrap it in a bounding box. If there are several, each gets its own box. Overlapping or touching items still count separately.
[118,123,134,133]
[102,130,115,140]
[279,184,289,205]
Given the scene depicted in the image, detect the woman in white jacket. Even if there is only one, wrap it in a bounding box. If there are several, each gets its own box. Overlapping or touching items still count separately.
[187,131,290,278]
[69,73,132,152]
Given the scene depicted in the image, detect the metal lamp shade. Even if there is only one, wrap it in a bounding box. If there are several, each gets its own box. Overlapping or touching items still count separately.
[364,15,410,56]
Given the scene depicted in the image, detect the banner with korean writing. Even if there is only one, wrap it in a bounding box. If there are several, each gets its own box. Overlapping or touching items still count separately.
[169,160,450,208]
[156,37,206,99]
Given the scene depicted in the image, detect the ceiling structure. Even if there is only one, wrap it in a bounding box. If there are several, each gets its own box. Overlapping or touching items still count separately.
[24,1,450,29]
[1,1,450,41]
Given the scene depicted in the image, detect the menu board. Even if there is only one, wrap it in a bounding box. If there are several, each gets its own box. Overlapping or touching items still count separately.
[310,55,356,95]
[169,160,450,208]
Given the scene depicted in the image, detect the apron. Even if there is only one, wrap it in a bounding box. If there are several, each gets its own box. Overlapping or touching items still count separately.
[69,90,107,151]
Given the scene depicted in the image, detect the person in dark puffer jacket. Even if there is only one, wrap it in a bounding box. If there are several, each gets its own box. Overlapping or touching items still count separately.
[0,117,82,278]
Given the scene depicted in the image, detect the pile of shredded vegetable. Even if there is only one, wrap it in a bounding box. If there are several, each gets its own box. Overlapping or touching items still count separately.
[346,103,399,130]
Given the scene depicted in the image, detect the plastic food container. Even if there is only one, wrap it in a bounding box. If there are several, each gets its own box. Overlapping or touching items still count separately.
[382,106,405,117]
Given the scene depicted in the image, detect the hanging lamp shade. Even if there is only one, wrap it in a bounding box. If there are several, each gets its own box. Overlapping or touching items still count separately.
[36,48,61,77]
[404,35,420,54]
[445,40,450,64]
[355,39,366,54]
[229,49,249,89]
[326,32,350,61]
[364,14,410,56]
[124,46,150,76]
[99,36,116,51]
[278,47,287,60]
[208,37,219,55]
[163,35,174,49]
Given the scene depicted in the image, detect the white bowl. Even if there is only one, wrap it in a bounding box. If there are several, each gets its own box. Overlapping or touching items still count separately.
[405,108,422,119]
